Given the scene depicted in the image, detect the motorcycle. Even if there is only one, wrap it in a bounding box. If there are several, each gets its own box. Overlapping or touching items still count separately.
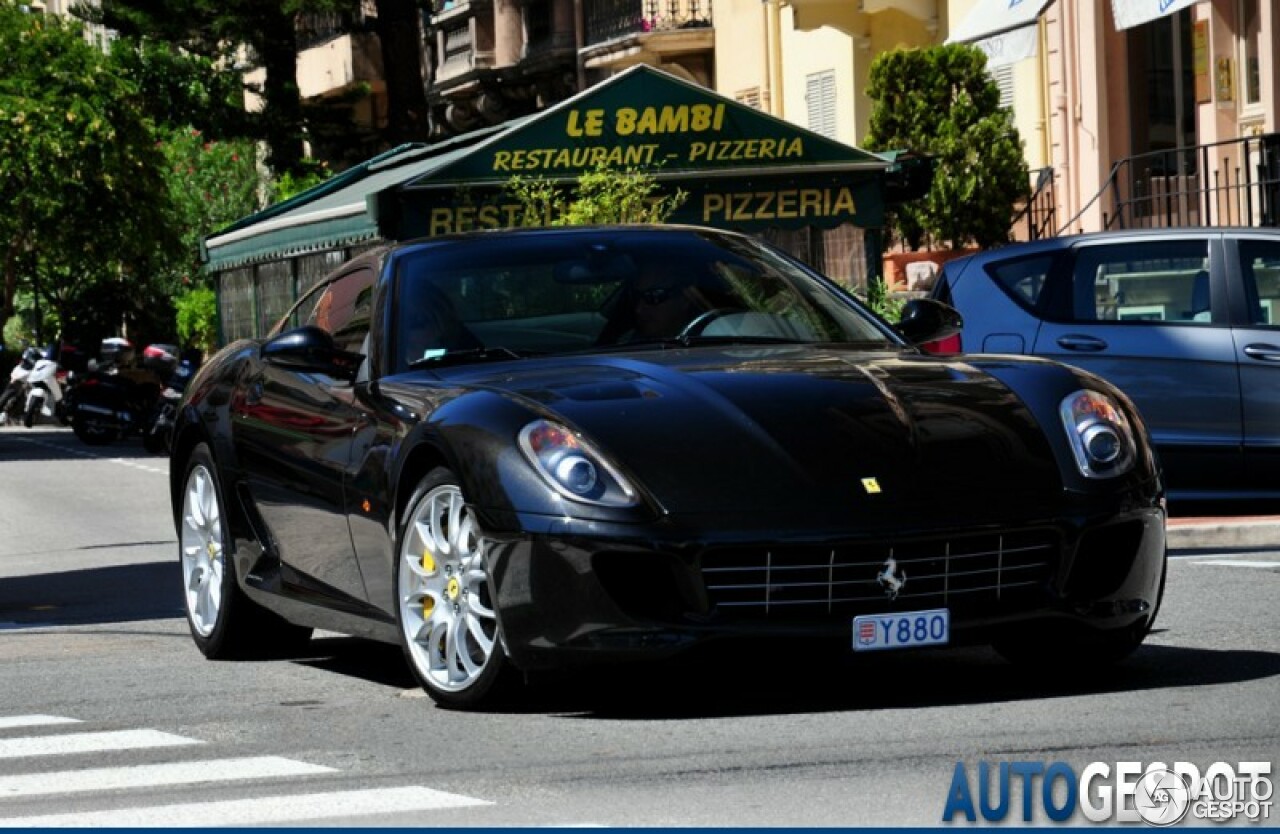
[142,349,196,454]
[69,339,163,446]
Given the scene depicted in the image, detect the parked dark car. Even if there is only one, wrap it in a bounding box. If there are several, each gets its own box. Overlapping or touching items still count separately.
[169,225,1166,708]
[929,228,1280,508]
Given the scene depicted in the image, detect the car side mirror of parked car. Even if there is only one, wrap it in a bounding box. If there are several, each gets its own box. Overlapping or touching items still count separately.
[894,298,964,347]
[262,326,363,381]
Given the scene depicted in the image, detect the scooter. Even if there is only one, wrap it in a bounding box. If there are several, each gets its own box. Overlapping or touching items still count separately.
[21,351,62,427]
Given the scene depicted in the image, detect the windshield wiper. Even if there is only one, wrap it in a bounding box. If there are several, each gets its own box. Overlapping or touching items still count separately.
[408,346,531,369]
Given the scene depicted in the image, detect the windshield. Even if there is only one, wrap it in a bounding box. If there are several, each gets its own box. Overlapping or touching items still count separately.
[389,228,896,372]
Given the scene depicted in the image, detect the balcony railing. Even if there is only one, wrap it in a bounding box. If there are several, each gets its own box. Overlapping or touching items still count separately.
[585,0,712,47]
[1100,133,1280,230]
[296,7,375,51]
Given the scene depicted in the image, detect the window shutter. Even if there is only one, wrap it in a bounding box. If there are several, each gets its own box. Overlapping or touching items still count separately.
[805,70,837,138]
[992,64,1015,110]
[736,87,763,110]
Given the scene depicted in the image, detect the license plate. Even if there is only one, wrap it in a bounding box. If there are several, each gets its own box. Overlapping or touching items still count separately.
[853,608,950,652]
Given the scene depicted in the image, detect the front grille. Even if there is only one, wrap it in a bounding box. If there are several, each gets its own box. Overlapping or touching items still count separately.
[701,529,1059,620]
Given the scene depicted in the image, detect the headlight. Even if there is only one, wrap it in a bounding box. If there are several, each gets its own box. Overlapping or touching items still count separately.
[1059,390,1136,479]
[518,419,638,507]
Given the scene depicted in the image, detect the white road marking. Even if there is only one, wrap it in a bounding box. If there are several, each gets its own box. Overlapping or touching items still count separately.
[0,785,493,827]
[0,716,81,730]
[0,730,199,759]
[4,436,167,475]
[0,756,334,797]
[1189,559,1278,569]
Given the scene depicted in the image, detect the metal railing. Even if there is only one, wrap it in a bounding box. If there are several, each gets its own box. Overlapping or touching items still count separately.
[585,0,712,46]
[1011,167,1057,241]
[1102,132,1280,230]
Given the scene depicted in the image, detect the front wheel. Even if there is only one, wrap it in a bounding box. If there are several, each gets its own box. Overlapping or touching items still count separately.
[23,395,39,428]
[395,468,513,708]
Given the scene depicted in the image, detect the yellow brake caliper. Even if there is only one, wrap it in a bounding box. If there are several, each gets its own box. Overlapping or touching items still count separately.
[422,549,436,618]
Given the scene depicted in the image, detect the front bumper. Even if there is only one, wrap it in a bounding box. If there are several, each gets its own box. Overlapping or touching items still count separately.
[482,495,1167,671]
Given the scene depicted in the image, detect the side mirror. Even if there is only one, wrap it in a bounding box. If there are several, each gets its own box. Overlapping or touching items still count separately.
[262,326,363,381]
[894,298,964,346]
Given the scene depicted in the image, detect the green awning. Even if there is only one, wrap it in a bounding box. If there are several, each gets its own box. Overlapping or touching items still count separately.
[383,64,891,235]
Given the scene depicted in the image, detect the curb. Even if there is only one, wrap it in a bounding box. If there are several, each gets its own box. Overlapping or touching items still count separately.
[1166,517,1280,551]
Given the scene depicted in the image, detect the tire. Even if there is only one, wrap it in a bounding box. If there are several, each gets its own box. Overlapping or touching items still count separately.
[72,415,116,445]
[995,554,1167,669]
[22,396,37,428]
[178,442,312,659]
[395,467,514,708]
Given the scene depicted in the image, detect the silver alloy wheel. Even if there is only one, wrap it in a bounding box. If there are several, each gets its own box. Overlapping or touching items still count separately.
[398,483,498,693]
[180,463,224,638]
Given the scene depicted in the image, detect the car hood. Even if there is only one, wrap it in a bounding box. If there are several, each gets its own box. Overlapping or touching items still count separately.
[444,346,1065,523]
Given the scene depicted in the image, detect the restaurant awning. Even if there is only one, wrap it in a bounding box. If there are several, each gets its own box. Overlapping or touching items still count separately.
[946,0,1053,68]
[1110,0,1199,30]
[204,64,899,273]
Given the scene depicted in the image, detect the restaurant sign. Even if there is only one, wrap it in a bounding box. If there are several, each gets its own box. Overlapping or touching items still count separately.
[391,65,889,232]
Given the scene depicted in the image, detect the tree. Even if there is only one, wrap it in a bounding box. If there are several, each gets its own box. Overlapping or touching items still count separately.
[864,44,1029,251]
[0,1,177,343]
[89,0,362,177]
[505,166,687,227]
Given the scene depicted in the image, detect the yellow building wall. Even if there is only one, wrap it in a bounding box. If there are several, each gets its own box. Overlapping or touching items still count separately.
[779,4,937,145]
[711,0,772,112]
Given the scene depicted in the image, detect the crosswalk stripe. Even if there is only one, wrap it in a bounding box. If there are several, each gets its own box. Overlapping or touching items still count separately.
[0,785,493,827]
[0,756,335,797]
[0,730,199,760]
[0,716,81,730]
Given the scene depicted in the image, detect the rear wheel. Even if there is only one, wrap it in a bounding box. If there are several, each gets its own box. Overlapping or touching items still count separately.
[395,468,513,708]
[179,443,311,659]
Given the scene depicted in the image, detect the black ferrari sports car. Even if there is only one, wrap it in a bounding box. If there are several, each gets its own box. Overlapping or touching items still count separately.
[170,225,1167,707]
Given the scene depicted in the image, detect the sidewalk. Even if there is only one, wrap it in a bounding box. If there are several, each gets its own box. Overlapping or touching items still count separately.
[1166,514,1280,551]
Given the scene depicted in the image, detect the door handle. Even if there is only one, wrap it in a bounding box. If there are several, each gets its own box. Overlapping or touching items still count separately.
[1056,334,1108,352]
[1243,343,1280,362]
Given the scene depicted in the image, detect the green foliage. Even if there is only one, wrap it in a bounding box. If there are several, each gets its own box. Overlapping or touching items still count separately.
[174,285,218,353]
[505,165,687,227]
[271,159,333,204]
[859,277,905,323]
[158,126,267,293]
[105,38,252,140]
[864,44,1029,251]
[0,0,177,340]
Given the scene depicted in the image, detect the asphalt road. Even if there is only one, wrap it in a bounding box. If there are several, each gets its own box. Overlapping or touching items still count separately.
[0,426,1276,827]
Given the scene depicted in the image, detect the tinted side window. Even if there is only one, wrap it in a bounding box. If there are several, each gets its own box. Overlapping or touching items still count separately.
[985,254,1056,310]
[305,268,375,353]
[1069,240,1210,323]
[1238,239,1280,326]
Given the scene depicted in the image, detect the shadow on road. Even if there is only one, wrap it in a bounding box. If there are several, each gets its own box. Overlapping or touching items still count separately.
[278,631,1280,719]
[0,560,183,627]
[0,426,163,463]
